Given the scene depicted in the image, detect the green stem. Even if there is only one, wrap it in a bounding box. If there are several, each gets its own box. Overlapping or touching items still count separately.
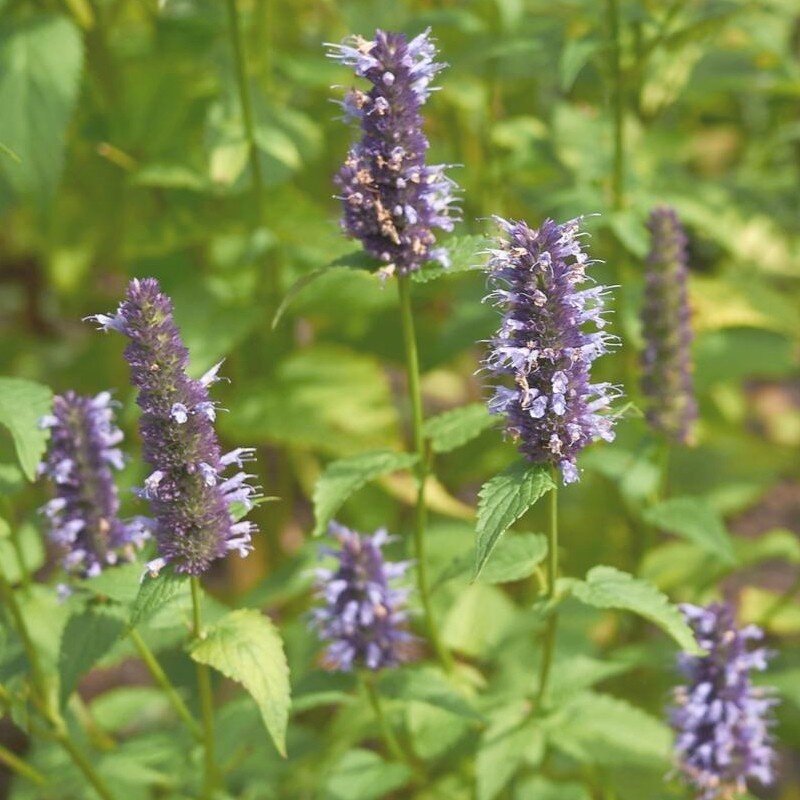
[190,578,217,797]
[0,569,47,703]
[0,743,48,787]
[396,275,451,671]
[606,0,625,212]
[361,673,406,764]
[535,471,559,709]
[225,0,264,220]
[128,627,203,741]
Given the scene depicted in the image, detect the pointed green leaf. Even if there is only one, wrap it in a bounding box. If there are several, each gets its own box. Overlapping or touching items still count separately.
[480,532,548,584]
[130,568,189,626]
[312,450,418,536]
[189,609,290,756]
[423,403,495,454]
[0,378,53,481]
[571,566,701,654]
[59,606,125,705]
[474,462,554,578]
[642,496,736,564]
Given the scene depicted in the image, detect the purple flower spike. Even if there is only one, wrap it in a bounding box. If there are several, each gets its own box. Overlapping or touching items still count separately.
[641,207,697,445]
[312,522,413,672]
[39,391,150,578]
[328,28,459,276]
[87,278,259,576]
[482,216,620,484]
[671,603,778,800]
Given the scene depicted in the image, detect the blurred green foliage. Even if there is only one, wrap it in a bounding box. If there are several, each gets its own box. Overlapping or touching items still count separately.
[1,0,800,798]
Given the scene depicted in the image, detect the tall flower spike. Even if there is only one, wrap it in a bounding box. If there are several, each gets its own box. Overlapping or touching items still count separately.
[641,206,697,445]
[482,216,620,484]
[327,28,459,276]
[87,278,259,575]
[312,522,412,672]
[671,603,777,800]
[39,391,149,578]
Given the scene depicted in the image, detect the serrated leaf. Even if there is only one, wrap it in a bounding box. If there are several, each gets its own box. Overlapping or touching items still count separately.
[325,749,411,800]
[474,462,554,579]
[378,667,483,721]
[59,607,125,705]
[642,496,736,564]
[189,609,290,756]
[545,691,671,768]
[571,566,701,654]
[130,569,188,627]
[312,450,418,536]
[0,377,53,480]
[0,14,83,200]
[411,235,487,283]
[423,403,495,454]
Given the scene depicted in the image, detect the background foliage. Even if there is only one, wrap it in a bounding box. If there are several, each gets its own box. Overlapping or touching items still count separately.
[1,0,799,798]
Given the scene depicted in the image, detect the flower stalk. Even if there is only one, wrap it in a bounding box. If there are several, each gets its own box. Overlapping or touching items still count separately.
[397,275,451,671]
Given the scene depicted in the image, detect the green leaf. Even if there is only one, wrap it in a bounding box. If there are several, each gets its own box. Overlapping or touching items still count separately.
[474,462,554,579]
[480,532,547,584]
[0,461,24,495]
[190,609,290,756]
[642,496,736,564]
[423,403,495,454]
[442,583,518,658]
[312,450,418,536]
[0,14,83,200]
[78,562,145,605]
[544,654,635,707]
[570,566,701,654]
[412,235,487,283]
[0,377,53,480]
[0,522,45,583]
[378,666,483,721]
[545,691,671,768]
[324,749,411,800]
[59,606,125,705]
[477,706,543,800]
[130,569,189,627]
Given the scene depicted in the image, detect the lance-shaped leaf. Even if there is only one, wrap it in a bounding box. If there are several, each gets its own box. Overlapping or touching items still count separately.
[474,462,554,579]
[0,378,53,481]
[312,450,418,536]
[189,609,290,756]
[570,566,702,654]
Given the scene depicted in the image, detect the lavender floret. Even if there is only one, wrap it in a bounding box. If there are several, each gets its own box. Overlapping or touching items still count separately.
[641,207,697,444]
[671,603,778,799]
[312,522,412,671]
[39,391,149,578]
[87,278,258,576]
[482,216,620,484]
[328,28,458,276]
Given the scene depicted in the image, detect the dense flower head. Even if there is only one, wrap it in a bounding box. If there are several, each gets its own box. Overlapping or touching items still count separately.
[39,391,149,577]
[327,28,458,276]
[87,278,258,576]
[671,603,777,800]
[482,216,620,484]
[312,522,412,671]
[641,206,697,444]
